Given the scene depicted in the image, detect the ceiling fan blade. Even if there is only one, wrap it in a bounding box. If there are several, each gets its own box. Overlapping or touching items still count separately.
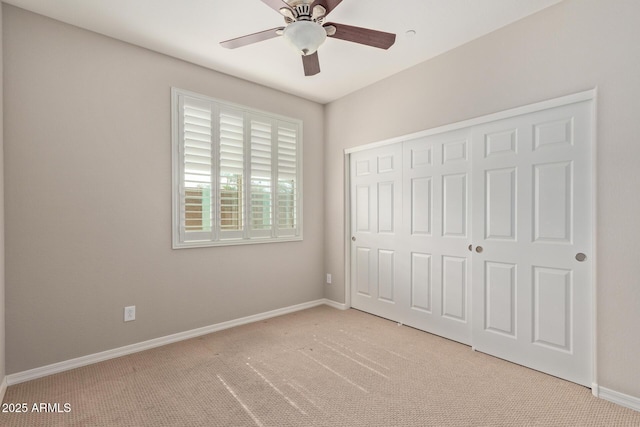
[326,22,396,49]
[311,0,343,16]
[259,0,294,14]
[302,52,321,76]
[220,27,284,49]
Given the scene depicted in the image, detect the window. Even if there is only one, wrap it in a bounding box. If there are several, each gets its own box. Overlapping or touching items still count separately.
[172,88,302,248]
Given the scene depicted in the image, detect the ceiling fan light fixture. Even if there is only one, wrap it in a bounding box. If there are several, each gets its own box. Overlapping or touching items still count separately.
[283,20,327,56]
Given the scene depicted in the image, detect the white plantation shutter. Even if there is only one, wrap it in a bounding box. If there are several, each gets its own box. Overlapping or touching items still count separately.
[276,123,298,236]
[250,118,273,237]
[172,88,302,248]
[219,109,244,238]
[180,95,213,242]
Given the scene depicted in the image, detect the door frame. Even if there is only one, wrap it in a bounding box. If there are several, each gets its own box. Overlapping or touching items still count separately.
[343,88,598,391]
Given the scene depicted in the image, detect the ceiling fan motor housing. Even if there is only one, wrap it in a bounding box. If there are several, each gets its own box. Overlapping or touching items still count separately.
[296,4,311,18]
[283,1,326,24]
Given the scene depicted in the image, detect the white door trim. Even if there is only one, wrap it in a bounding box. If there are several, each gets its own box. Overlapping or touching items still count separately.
[343,88,597,387]
[590,90,599,394]
[345,90,596,156]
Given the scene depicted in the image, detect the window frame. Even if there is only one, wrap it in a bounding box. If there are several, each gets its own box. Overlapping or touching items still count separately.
[171,88,303,249]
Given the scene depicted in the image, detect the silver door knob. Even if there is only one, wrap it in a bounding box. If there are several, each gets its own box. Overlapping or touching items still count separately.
[475,246,483,253]
[575,253,587,262]
[352,236,356,242]
[468,244,473,252]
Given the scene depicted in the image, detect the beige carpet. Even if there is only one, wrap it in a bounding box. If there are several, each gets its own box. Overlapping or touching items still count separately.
[2,306,639,426]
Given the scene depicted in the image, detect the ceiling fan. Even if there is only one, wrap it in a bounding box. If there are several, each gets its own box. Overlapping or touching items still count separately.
[220,0,396,76]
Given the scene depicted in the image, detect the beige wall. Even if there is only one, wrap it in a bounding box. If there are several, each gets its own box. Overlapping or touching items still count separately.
[324,0,640,398]
[3,5,324,374]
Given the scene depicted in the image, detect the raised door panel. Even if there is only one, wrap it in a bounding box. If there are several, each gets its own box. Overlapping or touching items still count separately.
[533,162,572,243]
[485,168,517,241]
[355,185,371,232]
[378,182,396,234]
[442,256,467,321]
[532,266,572,352]
[411,177,432,235]
[485,129,517,158]
[378,250,396,303]
[533,118,573,151]
[411,252,432,312]
[442,173,468,238]
[484,262,517,337]
[443,139,468,164]
[355,247,371,297]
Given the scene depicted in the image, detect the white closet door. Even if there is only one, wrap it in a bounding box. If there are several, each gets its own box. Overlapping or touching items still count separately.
[348,95,593,387]
[402,129,472,344]
[350,144,403,321]
[470,100,593,386]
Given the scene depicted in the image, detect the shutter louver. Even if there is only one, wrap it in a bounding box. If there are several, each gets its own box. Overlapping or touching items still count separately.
[250,119,273,233]
[182,97,212,234]
[219,110,244,232]
[277,124,298,232]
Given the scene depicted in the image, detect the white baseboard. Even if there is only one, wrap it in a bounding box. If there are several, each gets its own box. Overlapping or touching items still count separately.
[595,385,640,412]
[0,376,7,402]
[323,298,348,310]
[7,299,343,386]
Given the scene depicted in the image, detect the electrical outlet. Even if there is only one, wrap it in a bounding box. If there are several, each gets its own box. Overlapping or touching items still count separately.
[124,306,136,322]
[326,273,332,284]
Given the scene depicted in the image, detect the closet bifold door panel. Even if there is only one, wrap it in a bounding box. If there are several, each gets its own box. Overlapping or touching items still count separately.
[348,94,593,386]
[350,143,404,323]
[470,101,593,387]
[401,129,472,345]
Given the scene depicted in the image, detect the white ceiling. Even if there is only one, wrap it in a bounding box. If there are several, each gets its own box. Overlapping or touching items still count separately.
[3,0,563,104]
